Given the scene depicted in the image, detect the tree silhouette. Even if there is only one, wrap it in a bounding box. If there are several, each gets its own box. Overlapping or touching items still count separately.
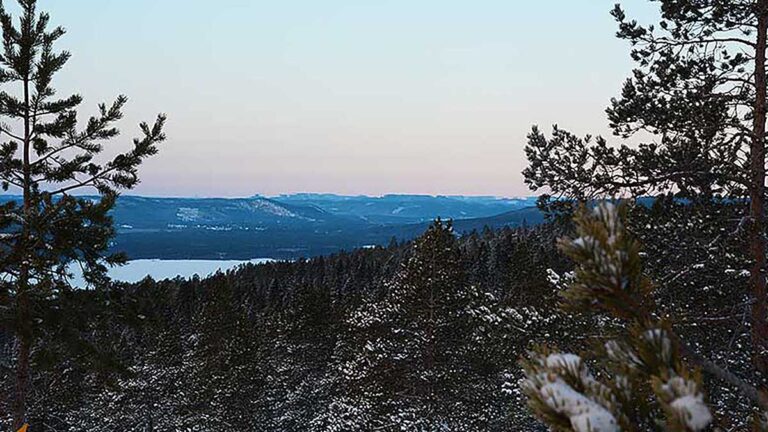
[524,0,768,372]
[0,0,166,427]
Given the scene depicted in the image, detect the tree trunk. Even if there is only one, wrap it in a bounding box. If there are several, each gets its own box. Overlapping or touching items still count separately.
[12,72,33,430]
[750,2,768,373]
[425,249,436,414]
[12,324,30,430]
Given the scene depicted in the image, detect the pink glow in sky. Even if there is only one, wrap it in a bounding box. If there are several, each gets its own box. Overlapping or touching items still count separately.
[44,0,658,197]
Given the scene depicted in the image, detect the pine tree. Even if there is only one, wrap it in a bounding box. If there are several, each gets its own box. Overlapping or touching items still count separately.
[0,1,166,427]
[521,203,768,430]
[68,326,193,432]
[335,220,500,430]
[157,275,269,431]
[523,0,768,371]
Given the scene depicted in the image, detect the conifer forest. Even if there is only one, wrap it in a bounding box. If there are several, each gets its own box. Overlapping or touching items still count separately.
[5,0,768,431]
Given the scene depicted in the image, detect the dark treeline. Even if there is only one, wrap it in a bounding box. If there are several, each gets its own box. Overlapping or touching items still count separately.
[0,199,758,431]
[5,220,569,431]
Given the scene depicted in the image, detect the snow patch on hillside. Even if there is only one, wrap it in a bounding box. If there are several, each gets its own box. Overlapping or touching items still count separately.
[176,207,201,222]
[249,199,297,218]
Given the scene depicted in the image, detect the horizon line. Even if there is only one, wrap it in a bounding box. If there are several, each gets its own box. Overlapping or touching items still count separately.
[0,192,541,200]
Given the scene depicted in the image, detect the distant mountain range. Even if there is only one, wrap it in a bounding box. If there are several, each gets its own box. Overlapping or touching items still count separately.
[270,193,538,224]
[1,194,543,259]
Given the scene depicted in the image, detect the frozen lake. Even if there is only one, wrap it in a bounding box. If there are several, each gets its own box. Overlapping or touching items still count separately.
[70,259,274,287]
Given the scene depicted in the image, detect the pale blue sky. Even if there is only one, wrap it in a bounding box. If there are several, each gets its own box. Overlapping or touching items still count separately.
[33,1,657,197]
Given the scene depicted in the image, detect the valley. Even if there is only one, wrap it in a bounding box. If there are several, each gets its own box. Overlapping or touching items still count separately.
[106,194,543,259]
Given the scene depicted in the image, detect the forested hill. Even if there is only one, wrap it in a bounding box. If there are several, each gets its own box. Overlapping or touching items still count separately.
[107,194,542,259]
[23,220,572,430]
[12,200,757,430]
[0,194,543,259]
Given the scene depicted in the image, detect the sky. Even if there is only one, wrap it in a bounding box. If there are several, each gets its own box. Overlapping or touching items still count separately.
[32,1,658,197]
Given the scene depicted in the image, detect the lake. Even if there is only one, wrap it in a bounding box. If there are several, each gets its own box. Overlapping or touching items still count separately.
[70,259,274,287]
